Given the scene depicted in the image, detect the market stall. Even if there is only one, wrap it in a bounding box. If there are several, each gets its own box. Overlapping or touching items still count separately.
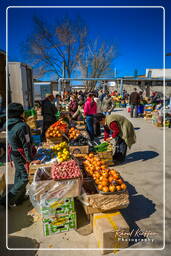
[27,114,131,254]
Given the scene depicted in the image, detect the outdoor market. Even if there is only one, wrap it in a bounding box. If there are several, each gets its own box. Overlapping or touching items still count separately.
[0,86,170,254]
[0,4,171,255]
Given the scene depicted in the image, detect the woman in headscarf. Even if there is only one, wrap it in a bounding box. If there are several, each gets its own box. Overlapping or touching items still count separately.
[95,113,136,163]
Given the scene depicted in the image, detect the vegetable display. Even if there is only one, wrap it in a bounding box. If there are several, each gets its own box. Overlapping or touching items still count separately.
[83,153,127,193]
[69,135,88,146]
[46,120,68,138]
[51,159,81,180]
[68,127,80,140]
[94,142,112,152]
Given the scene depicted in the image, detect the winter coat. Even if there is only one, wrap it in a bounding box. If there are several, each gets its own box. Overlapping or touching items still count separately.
[106,114,136,148]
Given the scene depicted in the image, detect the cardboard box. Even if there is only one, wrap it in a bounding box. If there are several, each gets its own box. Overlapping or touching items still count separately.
[41,198,75,217]
[69,145,89,155]
[93,211,129,254]
[43,212,77,236]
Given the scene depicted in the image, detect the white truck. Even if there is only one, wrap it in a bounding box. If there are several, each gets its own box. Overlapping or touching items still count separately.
[8,62,34,109]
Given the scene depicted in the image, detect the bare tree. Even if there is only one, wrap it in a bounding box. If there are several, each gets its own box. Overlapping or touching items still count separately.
[78,39,117,90]
[21,16,87,80]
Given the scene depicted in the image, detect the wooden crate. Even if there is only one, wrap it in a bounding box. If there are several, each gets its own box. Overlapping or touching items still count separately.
[46,136,64,144]
[69,145,89,155]
[97,151,114,166]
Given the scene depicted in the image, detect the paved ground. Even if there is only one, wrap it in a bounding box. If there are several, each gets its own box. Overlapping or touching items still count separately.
[0,108,171,256]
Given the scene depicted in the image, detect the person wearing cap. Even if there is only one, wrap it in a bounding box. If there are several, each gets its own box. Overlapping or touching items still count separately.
[41,94,57,140]
[95,113,136,163]
[0,103,40,208]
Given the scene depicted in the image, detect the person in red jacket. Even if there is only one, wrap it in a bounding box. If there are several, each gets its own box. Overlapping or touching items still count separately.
[84,93,97,141]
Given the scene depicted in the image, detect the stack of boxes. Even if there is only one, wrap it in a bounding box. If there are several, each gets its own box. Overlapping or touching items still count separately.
[144,104,153,120]
[41,198,77,236]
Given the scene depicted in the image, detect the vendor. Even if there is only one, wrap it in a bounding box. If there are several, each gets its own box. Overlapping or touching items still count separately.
[95,113,136,163]
[0,103,40,208]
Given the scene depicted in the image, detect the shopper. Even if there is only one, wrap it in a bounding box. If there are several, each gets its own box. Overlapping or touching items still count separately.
[84,93,97,141]
[72,100,85,121]
[95,113,136,163]
[101,91,115,115]
[129,88,140,118]
[0,103,40,208]
[41,94,57,139]
[68,94,78,116]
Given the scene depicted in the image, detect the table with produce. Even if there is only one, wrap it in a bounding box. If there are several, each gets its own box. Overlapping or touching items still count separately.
[27,115,130,253]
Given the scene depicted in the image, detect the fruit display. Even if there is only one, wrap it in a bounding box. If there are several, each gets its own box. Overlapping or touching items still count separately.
[51,142,70,162]
[68,127,80,140]
[83,153,127,193]
[46,120,68,138]
[94,142,113,152]
[83,153,108,175]
[51,159,81,180]
[69,135,88,146]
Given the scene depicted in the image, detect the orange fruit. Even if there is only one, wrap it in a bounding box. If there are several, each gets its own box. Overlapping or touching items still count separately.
[95,179,100,185]
[109,184,116,192]
[89,153,94,158]
[108,175,114,183]
[102,186,109,193]
[113,174,120,180]
[101,178,109,186]
[98,184,103,191]
[121,183,127,190]
[117,179,123,185]
[116,185,121,191]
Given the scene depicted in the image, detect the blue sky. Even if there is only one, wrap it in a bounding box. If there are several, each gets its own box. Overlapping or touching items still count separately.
[0,0,171,80]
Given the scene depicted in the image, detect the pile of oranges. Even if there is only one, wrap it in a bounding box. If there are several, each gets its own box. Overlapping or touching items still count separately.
[68,127,80,140]
[83,153,127,193]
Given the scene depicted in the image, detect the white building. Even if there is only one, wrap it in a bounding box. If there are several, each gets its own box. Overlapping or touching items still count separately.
[146,69,171,79]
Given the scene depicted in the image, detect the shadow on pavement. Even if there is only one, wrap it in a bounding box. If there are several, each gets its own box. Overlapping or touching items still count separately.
[7,200,34,234]
[0,203,39,254]
[121,187,156,246]
[124,151,159,164]
[124,181,138,195]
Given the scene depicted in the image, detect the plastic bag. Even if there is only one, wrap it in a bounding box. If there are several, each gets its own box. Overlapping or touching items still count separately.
[27,166,82,211]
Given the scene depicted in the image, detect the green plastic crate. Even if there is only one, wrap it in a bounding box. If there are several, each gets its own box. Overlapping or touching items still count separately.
[43,212,77,236]
[41,198,75,217]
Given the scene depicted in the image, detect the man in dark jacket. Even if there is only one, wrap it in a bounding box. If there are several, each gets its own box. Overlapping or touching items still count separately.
[0,103,39,208]
[41,94,57,139]
[129,88,140,118]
